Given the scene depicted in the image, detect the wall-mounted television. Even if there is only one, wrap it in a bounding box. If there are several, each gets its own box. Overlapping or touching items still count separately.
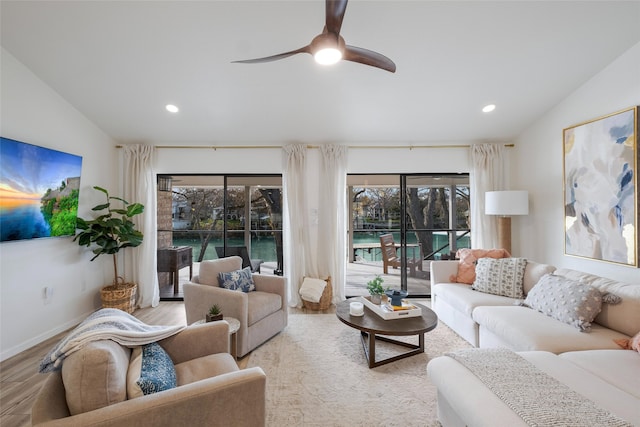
[0,137,83,242]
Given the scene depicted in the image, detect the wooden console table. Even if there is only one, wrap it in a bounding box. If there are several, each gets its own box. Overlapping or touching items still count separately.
[157,246,193,294]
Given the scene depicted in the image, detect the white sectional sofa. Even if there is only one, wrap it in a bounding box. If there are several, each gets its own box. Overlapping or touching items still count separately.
[427,259,640,426]
[430,260,638,352]
[427,348,640,426]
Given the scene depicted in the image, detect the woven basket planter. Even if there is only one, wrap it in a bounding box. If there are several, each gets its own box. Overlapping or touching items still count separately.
[301,277,333,311]
[100,279,137,314]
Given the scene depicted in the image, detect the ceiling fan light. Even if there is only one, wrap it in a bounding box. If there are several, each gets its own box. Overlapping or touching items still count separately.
[314,48,342,65]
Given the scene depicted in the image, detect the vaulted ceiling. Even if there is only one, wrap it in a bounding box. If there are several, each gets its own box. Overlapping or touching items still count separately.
[2,1,639,146]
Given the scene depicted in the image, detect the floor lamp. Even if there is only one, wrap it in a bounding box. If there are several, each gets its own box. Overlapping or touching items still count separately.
[485,191,529,255]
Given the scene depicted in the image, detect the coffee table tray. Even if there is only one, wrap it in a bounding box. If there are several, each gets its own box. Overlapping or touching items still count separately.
[358,296,422,320]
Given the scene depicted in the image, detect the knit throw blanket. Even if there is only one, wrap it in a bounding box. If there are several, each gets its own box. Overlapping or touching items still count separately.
[445,348,632,427]
[39,308,185,373]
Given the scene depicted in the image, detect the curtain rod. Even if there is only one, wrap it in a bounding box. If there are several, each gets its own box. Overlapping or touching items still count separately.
[115,143,514,150]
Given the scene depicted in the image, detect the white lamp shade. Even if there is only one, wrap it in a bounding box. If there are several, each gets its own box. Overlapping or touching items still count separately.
[485,191,529,216]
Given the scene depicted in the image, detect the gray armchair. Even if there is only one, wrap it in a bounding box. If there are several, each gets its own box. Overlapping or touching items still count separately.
[184,256,287,357]
[31,321,266,426]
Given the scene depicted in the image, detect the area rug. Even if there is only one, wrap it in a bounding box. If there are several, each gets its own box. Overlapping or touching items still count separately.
[247,313,472,426]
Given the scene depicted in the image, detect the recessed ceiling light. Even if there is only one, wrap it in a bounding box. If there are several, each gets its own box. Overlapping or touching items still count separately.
[166,104,179,113]
[482,104,496,113]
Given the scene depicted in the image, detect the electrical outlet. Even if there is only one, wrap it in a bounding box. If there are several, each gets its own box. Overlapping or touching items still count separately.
[43,286,54,303]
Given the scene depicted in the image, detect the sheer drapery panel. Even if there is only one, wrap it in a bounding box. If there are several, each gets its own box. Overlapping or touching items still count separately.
[470,143,505,249]
[122,144,159,308]
[317,145,348,303]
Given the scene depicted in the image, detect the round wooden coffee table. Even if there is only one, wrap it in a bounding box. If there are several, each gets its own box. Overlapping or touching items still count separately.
[336,299,438,368]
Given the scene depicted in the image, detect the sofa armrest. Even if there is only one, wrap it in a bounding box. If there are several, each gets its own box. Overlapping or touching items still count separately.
[33,367,267,427]
[430,260,460,285]
[31,372,71,425]
[183,283,248,326]
[253,274,286,299]
[159,322,230,365]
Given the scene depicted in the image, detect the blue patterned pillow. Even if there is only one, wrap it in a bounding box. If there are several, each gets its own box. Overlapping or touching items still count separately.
[127,342,176,398]
[218,267,255,292]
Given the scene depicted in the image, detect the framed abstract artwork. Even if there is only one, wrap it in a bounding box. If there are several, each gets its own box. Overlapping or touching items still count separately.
[563,106,638,267]
[0,137,83,242]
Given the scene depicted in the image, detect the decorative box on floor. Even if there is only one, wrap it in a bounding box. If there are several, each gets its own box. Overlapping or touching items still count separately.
[300,277,332,310]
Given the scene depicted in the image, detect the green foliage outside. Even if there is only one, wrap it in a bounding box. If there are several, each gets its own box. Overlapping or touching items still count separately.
[41,188,80,237]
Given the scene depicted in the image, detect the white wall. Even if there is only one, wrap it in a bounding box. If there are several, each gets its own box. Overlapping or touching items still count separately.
[513,41,640,284]
[0,49,119,360]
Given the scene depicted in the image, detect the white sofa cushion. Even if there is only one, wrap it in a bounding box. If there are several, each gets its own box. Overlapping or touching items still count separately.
[427,350,640,426]
[522,261,556,294]
[559,349,640,399]
[472,305,628,353]
[520,351,640,425]
[433,283,516,317]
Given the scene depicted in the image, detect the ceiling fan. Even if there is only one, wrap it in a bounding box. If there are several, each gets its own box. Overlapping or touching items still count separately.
[233,0,396,73]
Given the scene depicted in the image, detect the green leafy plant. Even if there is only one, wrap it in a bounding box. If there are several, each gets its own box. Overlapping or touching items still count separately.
[206,304,223,322]
[73,186,144,286]
[366,275,388,296]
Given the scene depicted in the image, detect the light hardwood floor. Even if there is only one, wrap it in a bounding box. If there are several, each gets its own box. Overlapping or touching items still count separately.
[0,302,328,427]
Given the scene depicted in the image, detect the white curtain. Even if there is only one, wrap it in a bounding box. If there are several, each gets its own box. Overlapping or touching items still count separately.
[282,144,315,307]
[122,145,159,308]
[317,145,348,303]
[470,143,505,249]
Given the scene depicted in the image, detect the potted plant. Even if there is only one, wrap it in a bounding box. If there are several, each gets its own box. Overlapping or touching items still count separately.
[366,275,388,304]
[206,304,223,322]
[73,186,144,313]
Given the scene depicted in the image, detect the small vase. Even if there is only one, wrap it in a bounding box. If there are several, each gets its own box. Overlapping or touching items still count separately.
[370,294,382,305]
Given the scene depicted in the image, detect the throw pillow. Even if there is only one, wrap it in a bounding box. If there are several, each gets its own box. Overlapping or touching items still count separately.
[62,340,131,415]
[127,342,177,399]
[218,267,255,292]
[472,257,527,298]
[452,248,511,284]
[614,331,640,354]
[524,274,603,332]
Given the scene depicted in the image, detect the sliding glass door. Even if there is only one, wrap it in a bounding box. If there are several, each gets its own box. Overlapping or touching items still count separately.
[347,173,470,298]
[157,174,283,298]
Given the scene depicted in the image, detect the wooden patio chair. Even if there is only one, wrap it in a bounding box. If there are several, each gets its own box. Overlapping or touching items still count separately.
[379,233,422,276]
[215,246,263,273]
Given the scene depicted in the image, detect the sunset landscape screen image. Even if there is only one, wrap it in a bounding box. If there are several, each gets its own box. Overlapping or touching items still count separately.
[0,137,83,242]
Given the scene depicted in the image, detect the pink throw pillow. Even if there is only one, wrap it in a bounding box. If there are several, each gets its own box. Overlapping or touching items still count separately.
[614,331,640,354]
[450,248,511,284]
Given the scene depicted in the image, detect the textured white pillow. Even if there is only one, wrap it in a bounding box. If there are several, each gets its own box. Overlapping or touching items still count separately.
[472,257,527,298]
[524,274,603,331]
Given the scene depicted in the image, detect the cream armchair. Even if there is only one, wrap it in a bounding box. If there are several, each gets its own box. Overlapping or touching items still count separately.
[184,256,287,358]
[32,322,266,426]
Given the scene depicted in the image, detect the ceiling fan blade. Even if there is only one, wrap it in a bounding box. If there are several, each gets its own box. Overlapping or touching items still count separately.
[343,45,396,73]
[232,46,311,64]
[326,0,348,35]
